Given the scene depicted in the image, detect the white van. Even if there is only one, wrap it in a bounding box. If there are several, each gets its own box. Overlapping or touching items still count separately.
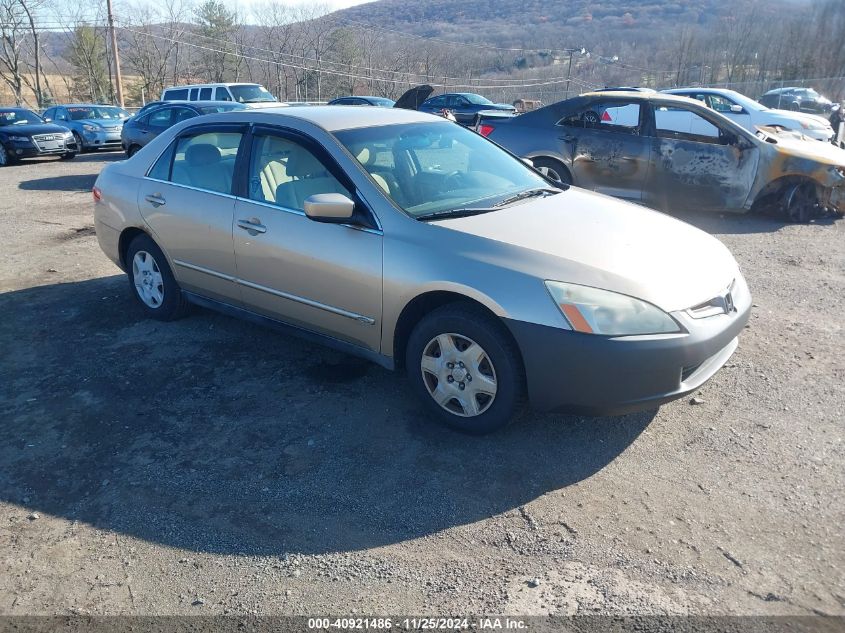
[160,83,282,108]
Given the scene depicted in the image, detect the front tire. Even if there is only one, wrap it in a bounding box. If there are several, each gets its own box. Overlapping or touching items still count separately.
[126,144,141,158]
[406,303,523,434]
[125,233,188,321]
[532,157,573,185]
[73,132,86,153]
[0,143,16,166]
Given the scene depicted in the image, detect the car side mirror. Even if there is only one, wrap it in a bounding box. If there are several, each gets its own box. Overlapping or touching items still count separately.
[43,117,52,122]
[303,193,355,223]
[730,104,744,114]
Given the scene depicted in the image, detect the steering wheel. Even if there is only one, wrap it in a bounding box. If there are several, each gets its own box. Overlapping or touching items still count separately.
[443,170,464,190]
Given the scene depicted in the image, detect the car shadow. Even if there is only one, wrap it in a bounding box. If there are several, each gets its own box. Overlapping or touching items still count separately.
[0,276,655,556]
[671,208,842,235]
[15,153,124,192]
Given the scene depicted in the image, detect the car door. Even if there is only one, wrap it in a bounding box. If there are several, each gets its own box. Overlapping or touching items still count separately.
[643,102,760,213]
[232,126,383,351]
[556,99,651,200]
[135,107,173,145]
[137,123,246,304]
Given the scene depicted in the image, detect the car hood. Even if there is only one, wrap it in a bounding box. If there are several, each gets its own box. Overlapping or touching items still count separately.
[768,109,831,128]
[434,188,739,313]
[72,118,124,127]
[770,133,845,166]
[482,103,517,111]
[394,85,434,110]
[0,123,69,136]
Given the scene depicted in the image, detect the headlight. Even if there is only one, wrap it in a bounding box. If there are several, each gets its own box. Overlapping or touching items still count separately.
[545,281,681,336]
[82,124,99,132]
[63,131,73,138]
[8,135,30,142]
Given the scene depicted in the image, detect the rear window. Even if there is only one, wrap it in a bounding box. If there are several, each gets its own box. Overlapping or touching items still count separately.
[200,88,212,100]
[164,89,189,100]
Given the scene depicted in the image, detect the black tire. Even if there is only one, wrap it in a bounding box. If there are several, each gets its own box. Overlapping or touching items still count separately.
[60,152,77,160]
[127,144,141,158]
[532,157,573,186]
[783,181,818,223]
[0,143,17,166]
[125,233,189,321]
[405,303,523,435]
[73,132,86,153]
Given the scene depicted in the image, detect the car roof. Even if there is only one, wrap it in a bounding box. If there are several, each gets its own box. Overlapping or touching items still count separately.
[155,100,243,108]
[60,103,125,108]
[197,105,441,132]
[579,91,702,105]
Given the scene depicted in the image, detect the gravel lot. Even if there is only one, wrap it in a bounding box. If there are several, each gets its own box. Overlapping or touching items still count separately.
[0,152,843,617]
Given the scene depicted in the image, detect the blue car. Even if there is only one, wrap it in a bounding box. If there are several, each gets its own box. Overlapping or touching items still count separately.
[418,92,516,125]
[42,104,130,152]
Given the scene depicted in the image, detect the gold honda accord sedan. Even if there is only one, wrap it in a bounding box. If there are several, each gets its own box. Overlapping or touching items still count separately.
[93,106,750,434]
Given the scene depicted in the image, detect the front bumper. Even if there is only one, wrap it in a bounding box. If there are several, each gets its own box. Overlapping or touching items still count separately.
[8,136,77,157]
[81,128,123,149]
[505,284,751,416]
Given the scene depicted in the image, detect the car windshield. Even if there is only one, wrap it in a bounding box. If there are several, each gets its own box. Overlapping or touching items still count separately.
[198,103,246,114]
[67,106,128,120]
[0,109,42,126]
[370,97,395,106]
[229,84,276,103]
[335,121,556,218]
[464,94,494,105]
[720,91,765,112]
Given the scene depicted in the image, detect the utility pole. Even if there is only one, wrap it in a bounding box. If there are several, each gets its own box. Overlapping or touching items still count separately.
[564,50,574,100]
[106,0,124,107]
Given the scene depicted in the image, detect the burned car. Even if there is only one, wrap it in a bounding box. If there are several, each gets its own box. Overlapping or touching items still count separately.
[482,92,845,222]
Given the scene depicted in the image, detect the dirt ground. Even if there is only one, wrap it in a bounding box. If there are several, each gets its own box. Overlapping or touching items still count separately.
[0,152,843,617]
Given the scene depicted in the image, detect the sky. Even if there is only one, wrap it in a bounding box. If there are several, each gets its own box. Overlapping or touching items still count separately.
[45,0,374,25]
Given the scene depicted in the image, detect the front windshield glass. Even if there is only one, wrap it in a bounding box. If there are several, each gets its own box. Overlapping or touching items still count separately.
[229,84,276,103]
[370,97,395,106]
[335,121,555,218]
[67,106,128,120]
[464,94,494,105]
[724,91,764,111]
[0,109,43,126]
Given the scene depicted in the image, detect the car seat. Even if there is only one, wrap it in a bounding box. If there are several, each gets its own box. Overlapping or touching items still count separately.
[275,147,349,211]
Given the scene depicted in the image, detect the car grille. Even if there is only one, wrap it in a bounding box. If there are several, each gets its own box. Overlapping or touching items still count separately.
[105,125,122,132]
[31,133,66,150]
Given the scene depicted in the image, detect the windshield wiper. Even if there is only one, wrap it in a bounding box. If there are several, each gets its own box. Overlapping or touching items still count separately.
[493,187,560,208]
[415,207,498,222]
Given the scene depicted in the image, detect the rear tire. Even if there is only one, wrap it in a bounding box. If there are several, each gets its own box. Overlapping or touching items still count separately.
[125,233,189,321]
[405,303,523,435]
[0,143,16,166]
[127,144,141,158]
[532,157,573,186]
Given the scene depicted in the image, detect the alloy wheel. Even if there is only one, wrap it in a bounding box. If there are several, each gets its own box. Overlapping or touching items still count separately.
[132,250,165,308]
[0,145,7,166]
[420,333,498,417]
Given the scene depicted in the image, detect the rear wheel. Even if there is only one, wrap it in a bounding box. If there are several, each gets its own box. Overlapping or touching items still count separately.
[406,303,523,434]
[532,157,572,186]
[125,233,189,321]
[127,144,141,158]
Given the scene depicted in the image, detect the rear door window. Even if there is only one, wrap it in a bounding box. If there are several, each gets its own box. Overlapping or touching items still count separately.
[148,108,173,129]
[189,88,199,101]
[199,88,212,100]
[560,102,642,134]
[148,129,244,194]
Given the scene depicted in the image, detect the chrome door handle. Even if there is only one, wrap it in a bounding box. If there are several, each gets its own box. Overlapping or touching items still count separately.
[144,194,166,207]
[237,218,267,234]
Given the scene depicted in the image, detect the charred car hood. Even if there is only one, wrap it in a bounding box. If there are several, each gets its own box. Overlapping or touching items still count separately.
[435,188,740,313]
[770,134,845,166]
